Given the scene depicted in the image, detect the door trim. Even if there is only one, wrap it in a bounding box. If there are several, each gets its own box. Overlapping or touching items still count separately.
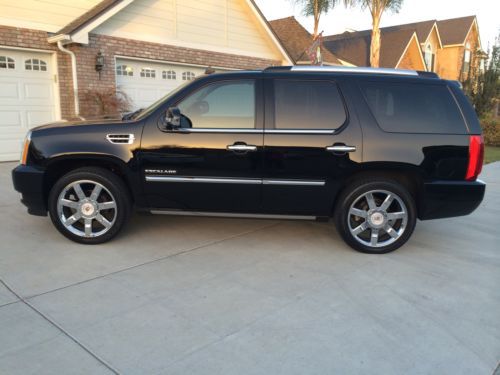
[145,176,326,186]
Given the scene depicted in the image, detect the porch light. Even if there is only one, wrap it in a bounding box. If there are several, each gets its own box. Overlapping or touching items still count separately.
[95,51,105,72]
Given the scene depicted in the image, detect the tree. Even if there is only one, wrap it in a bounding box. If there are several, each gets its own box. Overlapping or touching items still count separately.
[293,0,339,37]
[466,34,500,118]
[344,0,404,67]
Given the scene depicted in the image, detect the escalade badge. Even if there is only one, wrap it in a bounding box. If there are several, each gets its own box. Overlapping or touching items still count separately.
[145,169,177,174]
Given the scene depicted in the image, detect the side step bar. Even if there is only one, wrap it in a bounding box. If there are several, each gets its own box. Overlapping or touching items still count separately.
[150,210,318,221]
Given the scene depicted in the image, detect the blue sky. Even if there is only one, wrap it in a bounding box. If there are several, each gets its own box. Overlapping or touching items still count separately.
[255,0,499,50]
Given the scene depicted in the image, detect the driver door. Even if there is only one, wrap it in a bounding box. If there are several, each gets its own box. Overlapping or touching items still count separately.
[140,78,264,212]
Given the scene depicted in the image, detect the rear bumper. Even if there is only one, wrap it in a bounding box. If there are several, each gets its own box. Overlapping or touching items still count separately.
[12,165,47,216]
[418,179,485,220]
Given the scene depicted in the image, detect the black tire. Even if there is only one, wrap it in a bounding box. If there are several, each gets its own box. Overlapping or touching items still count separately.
[48,167,131,244]
[334,179,417,254]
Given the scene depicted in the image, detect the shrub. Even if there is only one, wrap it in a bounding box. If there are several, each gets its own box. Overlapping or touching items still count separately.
[481,117,500,146]
[83,88,132,119]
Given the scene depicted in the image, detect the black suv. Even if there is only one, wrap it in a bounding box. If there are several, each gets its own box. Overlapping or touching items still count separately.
[12,66,485,253]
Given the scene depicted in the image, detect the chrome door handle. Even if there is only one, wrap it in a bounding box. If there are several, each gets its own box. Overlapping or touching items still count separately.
[227,144,257,152]
[326,145,356,153]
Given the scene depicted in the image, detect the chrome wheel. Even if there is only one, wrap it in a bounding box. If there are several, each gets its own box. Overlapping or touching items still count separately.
[347,189,408,248]
[56,180,117,238]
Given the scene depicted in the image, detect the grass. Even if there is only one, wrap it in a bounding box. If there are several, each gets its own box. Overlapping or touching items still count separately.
[485,146,500,164]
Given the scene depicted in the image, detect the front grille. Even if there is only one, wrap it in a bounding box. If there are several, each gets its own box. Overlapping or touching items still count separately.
[106,134,135,144]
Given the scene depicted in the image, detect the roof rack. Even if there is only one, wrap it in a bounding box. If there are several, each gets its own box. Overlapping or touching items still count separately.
[265,65,419,77]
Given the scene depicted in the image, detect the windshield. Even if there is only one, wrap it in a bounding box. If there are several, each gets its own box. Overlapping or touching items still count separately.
[133,80,196,121]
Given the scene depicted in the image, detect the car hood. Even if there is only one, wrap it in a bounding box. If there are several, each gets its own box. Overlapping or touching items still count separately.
[33,119,126,131]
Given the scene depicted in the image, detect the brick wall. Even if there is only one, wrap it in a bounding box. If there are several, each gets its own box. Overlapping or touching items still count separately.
[1,25,282,119]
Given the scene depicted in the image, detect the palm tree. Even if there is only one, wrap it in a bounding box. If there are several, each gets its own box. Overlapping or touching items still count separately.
[344,0,404,67]
[293,0,340,37]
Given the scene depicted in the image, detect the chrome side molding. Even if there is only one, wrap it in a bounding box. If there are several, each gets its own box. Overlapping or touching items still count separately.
[326,145,356,153]
[145,176,326,186]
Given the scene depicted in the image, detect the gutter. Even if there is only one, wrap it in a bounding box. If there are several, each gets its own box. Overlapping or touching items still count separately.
[56,40,84,120]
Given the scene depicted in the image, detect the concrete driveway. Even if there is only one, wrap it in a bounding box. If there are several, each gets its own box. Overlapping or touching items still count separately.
[1,162,499,375]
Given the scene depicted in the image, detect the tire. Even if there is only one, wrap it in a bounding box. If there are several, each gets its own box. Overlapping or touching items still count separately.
[334,179,417,254]
[48,167,131,244]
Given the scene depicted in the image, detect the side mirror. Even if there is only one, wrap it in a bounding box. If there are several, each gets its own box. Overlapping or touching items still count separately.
[164,107,181,130]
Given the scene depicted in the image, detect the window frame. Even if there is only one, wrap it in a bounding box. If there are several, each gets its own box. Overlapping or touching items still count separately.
[267,78,349,134]
[162,70,177,80]
[0,56,15,70]
[140,67,156,79]
[25,58,47,72]
[116,64,133,77]
[182,71,196,81]
[166,78,263,133]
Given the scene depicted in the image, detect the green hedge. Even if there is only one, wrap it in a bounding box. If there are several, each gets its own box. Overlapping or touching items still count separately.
[481,118,500,146]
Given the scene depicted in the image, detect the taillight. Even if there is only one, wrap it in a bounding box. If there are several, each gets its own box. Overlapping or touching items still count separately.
[465,135,484,181]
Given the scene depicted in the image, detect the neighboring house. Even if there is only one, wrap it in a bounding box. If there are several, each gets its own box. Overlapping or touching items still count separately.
[0,0,292,161]
[269,16,342,66]
[436,16,483,81]
[322,15,484,81]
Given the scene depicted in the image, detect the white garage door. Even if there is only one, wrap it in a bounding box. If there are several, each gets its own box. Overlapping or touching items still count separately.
[0,49,57,161]
[115,59,208,111]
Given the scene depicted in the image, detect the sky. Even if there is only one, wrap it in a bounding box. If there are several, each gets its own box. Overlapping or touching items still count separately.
[255,0,499,50]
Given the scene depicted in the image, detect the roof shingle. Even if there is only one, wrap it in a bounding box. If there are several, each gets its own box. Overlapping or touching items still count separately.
[269,16,341,65]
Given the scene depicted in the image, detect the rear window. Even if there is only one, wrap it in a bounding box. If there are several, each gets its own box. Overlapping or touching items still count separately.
[274,80,346,130]
[360,82,466,134]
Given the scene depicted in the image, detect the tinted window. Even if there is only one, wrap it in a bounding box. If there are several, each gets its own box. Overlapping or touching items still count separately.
[361,82,466,134]
[177,80,255,129]
[274,80,346,130]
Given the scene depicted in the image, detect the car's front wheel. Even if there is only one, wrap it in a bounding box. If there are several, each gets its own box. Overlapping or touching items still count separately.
[48,167,131,244]
[334,179,417,254]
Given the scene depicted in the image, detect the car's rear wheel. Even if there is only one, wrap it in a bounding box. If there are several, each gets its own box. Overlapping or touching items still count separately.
[334,179,416,254]
[48,167,131,244]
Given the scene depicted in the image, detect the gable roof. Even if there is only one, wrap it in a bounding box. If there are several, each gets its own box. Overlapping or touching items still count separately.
[437,16,477,46]
[269,16,342,65]
[47,0,293,63]
[56,0,123,35]
[324,27,417,68]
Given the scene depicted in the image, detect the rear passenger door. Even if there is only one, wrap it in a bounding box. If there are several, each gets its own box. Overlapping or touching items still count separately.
[262,77,362,216]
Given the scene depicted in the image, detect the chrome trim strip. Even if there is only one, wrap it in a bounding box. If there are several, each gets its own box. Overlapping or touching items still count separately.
[174,128,264,134]
[291,66,418,76]
[145,176,326,186]
[264,129,335,135]
[227,144,257,152]
[170,128,334,135]
[145,176,262,184]
[263,179,325,186]
[150,210,317,220]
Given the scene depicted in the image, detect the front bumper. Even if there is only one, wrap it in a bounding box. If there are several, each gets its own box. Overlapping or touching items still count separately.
[12,165,47,216]
[418,179,486,220]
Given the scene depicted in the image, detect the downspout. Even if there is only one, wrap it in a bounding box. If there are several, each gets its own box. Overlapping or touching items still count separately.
[57,41,84,120]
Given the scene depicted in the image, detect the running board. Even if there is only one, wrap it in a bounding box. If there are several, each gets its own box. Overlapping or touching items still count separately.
[150,210,317,220]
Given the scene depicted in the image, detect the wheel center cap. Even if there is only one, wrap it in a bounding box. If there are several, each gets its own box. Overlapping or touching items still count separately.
[81,202,96,216]
[369,211,385,227]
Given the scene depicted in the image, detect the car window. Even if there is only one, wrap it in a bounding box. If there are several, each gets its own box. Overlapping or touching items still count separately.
[177,80,255,129]
[274,80,346,130]
[361,82,467,134]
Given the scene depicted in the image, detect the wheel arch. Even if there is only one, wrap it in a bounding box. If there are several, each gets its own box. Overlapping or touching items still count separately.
[332,162,424,216]
[43,155,137,206]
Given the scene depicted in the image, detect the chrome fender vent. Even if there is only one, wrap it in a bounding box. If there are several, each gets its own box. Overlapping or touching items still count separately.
[106,134,135,144]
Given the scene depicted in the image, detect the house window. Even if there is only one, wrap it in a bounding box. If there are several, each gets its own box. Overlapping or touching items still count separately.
[140,68,156,78]
[25,58,47,71]
[116,64,133,76]
[162,70,176,80]
[182,71,195,81]
[424,44,435,72]
[463,42,471,74]
[0,56,15,69]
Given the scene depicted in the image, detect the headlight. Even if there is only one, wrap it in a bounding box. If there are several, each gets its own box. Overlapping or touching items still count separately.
[20,131,32,165]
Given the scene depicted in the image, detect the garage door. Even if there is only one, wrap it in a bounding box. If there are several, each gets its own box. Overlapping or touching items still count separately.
[115,59,208,111]
[0,49,57,161]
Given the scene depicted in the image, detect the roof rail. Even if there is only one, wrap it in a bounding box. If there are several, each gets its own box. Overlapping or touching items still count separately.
[264,65,421,76]
[289,65,419,76]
